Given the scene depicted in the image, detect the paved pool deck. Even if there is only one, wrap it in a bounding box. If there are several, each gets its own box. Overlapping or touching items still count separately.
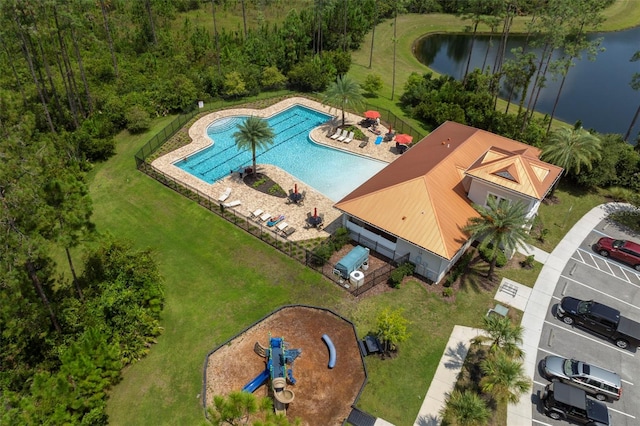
[151,97,400,241]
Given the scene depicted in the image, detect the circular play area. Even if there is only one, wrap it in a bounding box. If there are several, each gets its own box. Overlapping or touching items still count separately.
[203,305,367,425]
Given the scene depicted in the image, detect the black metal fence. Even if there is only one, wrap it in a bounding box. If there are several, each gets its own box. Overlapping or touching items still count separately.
[360,102,426,144]
[135,95,422,296]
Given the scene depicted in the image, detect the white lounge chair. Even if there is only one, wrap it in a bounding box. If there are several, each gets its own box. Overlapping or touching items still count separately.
[343,131,354,144]
[329,128,342,139]
[223,200,241,208]
[218,187,231,202]
[337,130,349,142]
[259,211,272,222]
[332,129,347,140]
[276,222,289,234]
[250,208,263,219]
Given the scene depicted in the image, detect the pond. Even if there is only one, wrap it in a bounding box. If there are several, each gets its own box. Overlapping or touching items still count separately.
[414,26,640,140]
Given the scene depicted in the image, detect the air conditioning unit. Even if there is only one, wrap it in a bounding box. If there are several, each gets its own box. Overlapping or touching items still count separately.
[350,270,364,288]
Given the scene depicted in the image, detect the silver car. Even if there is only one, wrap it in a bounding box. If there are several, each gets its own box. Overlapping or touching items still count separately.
[542,355,622,401]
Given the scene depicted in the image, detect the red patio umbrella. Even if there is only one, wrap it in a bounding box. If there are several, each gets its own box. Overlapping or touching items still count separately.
[364,110,381,119]
[314,207,317,217]
[294,183,298,194]
[395,133,413,144]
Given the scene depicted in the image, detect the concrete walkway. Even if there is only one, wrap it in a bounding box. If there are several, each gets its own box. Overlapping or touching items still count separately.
[508,203,629,425]
[413,326,487,426]
[406,203,631,426]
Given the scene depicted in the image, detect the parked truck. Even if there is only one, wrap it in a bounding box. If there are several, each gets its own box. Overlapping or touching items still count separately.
[557,296,640,349]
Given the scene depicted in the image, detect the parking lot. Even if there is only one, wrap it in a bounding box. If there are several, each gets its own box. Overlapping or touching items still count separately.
[532,220,640,425]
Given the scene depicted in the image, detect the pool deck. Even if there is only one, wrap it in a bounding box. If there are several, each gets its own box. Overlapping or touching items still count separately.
[151,97,401,241]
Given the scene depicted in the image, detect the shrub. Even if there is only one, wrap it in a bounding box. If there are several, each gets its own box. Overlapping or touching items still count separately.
[520,255,535,269]
[478,244,507,267]
[310,244,333,266]
[389,262,415,288]
[125,106,151,134]
[442,287,454,297]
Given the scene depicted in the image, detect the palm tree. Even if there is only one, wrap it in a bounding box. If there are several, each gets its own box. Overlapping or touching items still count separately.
[233,116,275,177]
[541,126,602,177]
[480,315,524,359]
[624,50,640,142]
[480,351,531,405]
[323,75,364,127]
[441,389,490,426]
[463,197,531,280]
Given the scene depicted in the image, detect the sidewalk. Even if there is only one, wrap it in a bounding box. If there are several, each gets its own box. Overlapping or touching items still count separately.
[409,203,628,426]
[509,203,625,425]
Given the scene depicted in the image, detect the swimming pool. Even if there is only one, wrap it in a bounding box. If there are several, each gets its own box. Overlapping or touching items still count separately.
[175,105,387,201]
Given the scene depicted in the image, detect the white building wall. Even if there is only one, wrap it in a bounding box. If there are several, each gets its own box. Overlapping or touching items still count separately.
[467,180,533,209]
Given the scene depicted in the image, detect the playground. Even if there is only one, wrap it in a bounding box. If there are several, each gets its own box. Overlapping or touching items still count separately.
[204,306,366,425]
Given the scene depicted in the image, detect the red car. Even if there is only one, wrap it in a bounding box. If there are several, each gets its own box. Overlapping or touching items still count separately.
[595,237,640,271]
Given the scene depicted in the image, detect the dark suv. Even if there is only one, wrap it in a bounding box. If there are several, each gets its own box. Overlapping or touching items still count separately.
[542,382,611,425]
[595,237,640,271]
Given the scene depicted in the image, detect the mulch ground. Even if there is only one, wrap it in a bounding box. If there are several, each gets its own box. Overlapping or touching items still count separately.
[204,306,366,425]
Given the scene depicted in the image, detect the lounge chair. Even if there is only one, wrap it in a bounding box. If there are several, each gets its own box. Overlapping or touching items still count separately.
[337,130,349,142]
[259,211,271,222]
[223,200,241,208]
[218,187,231,202]
[331,129,346,140]
[343,131,354,144]
[283,227,296,238]
[250,208,263,219]
[267,214,285,227]
[276,222,289,234]
[359,139,369,148]
[329,128,341,139]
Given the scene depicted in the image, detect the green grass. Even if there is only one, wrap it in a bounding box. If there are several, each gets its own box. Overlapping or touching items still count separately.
[100,3,640,424]
[535,182,608,253]
[348,1,640,128]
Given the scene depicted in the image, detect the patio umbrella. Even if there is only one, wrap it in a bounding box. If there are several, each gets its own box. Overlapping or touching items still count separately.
[395,134,413,144]
[294,183,298,194]
[364,110,381,119]
[314,207,317,217]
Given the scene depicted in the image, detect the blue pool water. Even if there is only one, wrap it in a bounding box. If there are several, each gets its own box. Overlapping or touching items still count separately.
[175,105,387,201]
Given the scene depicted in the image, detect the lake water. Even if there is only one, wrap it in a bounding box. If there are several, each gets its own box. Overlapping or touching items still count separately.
[414,26,640,140]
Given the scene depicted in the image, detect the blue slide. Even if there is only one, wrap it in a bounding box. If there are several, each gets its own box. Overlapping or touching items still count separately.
[322,334,336,369]
[242,369,269,393]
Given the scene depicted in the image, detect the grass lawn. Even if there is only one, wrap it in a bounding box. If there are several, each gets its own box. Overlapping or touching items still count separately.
[535,182,608,253]
[100,3,638,425]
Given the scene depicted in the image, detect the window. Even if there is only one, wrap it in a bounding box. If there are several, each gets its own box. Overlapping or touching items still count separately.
[485,193,510,208]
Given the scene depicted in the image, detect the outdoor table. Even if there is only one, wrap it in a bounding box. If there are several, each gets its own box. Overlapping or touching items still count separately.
[289,192,302,203]
[308,214,323,228]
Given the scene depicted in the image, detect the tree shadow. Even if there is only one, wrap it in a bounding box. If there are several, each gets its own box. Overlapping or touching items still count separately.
[458,255,498,293]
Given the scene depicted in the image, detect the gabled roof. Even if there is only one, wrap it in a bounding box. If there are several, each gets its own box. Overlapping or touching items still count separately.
[334,121,562,260]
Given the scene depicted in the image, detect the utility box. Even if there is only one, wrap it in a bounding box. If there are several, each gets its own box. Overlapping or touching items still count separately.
[334,246,370,279]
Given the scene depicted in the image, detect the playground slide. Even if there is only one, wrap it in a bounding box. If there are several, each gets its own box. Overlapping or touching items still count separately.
[321,334,336,369]
[242,369,269,393]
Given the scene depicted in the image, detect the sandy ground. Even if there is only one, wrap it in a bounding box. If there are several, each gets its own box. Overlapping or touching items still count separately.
[204,306,366,425]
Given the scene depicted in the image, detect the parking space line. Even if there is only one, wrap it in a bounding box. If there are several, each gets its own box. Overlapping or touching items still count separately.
[577,247,640,282]
[609,406,636,419]
[532,419,552,426]
[622,379,635,386]
[534,379,548,387]
[559,274,640,313]
[543,320,635,357]
[575,250,586,263]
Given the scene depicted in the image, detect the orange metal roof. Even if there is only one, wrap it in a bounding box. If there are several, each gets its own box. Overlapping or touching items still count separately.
[334,121,563,260]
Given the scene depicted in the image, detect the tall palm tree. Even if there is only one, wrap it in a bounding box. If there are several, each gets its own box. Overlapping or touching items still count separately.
[441,389,490,426]
[480,351,531,405]
[463,197,531,280]
[233,116,275,177]
[541,126,601,177]
[481,315,524,359]
[323,75,364,126]
[624,50,640,142]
